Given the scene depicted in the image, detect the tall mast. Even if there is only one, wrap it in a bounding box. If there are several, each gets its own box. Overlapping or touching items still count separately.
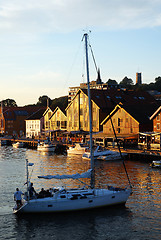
[26,159,29,201]
[1,101,3,134]
[84,33,95,189]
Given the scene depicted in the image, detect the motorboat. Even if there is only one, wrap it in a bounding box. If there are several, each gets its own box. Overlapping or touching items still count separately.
[13,141,25,148]
[82,145,123,160]
[67,143,88,155]
[97,150,128,161]
[0,139,8,146]
[150,160,161,168]
[13,33,132,214]
[37,140,55,152]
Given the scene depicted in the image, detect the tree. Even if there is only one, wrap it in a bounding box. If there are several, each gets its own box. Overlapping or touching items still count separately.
[154,76,161,91]
[120,77,134,88]
[36,95,52,107]
[50,96,68,110]
[2,99,17,107]
[106,79,118,85]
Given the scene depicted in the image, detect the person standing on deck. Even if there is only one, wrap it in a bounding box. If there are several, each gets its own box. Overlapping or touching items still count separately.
[14,188,24,209]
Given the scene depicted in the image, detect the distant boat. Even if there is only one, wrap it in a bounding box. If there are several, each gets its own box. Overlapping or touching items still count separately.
[150,160,161,168]
[82,145,126,160]
[0,139,8,146]
[67,143,88,155]
[13,142,25,148]
[13,33,132,214]
[97,150,128,161]
[37,140,55,152]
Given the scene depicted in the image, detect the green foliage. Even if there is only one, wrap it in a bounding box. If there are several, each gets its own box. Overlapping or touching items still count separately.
[106,79,118,85]
[50,96,68,110]
[154,76,161,91]
[2,99,17,107]
[36,95,52,107]
[120,77,134,87]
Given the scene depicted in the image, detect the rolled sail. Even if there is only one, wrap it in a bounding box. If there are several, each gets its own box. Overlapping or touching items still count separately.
[38,169,92,180]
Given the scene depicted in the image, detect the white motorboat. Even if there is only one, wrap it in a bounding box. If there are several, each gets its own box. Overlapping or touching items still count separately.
[37,141,55,152]
[13,142,25,148]
[82,145,124,160]
[97,151,128,161]
[67,143,88,155]
[13,33,132,214]
[150,160,161,168]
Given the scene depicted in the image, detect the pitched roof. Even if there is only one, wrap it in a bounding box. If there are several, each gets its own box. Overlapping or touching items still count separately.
[50,106,67,119]
[26,108,46,120]
[150,106,161,120]
[101,102,159,125]
[81,88,157,112]
[3,106,45,120]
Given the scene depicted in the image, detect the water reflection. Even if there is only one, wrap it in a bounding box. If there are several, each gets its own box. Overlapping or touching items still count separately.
[13,206,132,240]
[1,146,161,239]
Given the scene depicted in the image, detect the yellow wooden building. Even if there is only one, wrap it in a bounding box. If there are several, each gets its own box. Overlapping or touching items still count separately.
[43,107,53,134]
[101,102,157,137]
[101,104,139,136]
[50,106,67,131]
[66,89,101,133]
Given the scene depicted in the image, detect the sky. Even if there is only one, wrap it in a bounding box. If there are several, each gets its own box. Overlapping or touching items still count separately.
[1,0,161,106]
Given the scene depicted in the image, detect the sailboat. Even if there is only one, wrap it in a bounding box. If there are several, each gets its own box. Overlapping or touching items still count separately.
[13,33,132,214]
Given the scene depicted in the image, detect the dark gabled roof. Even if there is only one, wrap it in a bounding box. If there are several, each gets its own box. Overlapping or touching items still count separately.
[26,108,46,120]
[81,89,157,111]
[102,102,159,125]
[50,103,68,115]
[150,105,161,120]
[3,106,46,120]
[123,103,159,124]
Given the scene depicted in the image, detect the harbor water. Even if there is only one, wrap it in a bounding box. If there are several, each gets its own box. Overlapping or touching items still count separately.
[0,146,161,240]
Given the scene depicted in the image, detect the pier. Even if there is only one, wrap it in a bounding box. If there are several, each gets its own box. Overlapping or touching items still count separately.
[0,137,161,162]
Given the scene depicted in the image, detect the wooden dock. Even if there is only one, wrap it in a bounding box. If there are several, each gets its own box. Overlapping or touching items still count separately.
[0,138,161,162]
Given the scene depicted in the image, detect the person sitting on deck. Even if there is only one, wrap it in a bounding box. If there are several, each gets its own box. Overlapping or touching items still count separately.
[38,188,46,198]
[45,189,52,197]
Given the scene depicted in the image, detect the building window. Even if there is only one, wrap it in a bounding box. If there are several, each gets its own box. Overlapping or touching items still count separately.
[80,108,83,115]
[157,114,160,121]
[80,122,83,128]
[157,123,160,130]
[93,121,96,127]
[118,118,121,126]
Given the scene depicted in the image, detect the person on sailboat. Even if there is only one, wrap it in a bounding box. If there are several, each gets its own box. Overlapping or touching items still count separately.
[14,188,24,209]
[28,182,37,199]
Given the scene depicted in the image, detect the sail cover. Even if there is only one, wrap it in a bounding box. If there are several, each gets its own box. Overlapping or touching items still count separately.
[38,169,92,180]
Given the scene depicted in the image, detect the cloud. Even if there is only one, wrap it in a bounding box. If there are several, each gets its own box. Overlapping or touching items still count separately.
[0,0,161,34]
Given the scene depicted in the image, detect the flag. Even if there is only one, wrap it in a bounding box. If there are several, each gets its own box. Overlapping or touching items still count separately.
[28,163,34,166]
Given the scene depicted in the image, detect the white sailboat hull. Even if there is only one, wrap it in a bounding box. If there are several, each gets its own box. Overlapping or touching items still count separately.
[14,188,131,214]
